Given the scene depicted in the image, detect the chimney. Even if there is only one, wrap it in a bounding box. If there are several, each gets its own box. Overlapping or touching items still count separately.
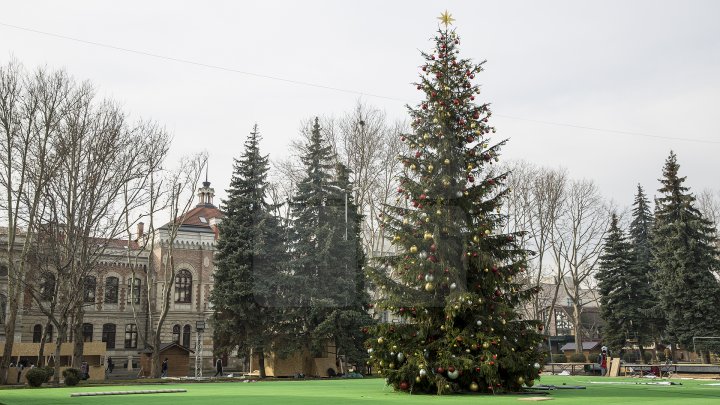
[137,222,145,240]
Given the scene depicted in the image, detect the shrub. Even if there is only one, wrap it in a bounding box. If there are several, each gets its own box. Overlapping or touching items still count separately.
[26,368,47,387]
[551,354,567,363]
[570,353,587,363]
[38,366,54,383]
[62,368,81,386]
[643,351,654,363]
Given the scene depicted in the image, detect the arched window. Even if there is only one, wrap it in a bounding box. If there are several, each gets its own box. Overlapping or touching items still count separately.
[40,273,56,301]
[83,276,97,303]
[124,324,138,349]
[172,324,181,344]
[174,270,192,303]
[127,277,141,304]
[82,323,93,342]
[33,324,42,343]
[102,323,116,349]
[182,324,191,348]
[105,277,119,304]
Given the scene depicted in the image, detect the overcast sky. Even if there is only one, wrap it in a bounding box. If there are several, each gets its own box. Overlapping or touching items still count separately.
[1,0,718,209]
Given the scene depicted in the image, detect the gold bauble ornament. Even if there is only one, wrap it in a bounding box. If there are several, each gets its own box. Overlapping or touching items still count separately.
[378,337,384,344]
[517,376,525,385]
[444,158,450,165]
[484,229,491,234]
[467,163,474,170]
[526,379,535,387]
[410,245,418,253]
[425,217,430,223]
[482,342,490,349]
[403,218,409,225]
[469,382,479,392]
[416,376,422,383]
[433,118,439,123]
[424,232,433,240]
[393,235,401,241]
[436,209,442,215]
[425,282,435,292]
[410,164,416,170]
[423,133,430,140]
[427,165,434,172]
[473,235,480,243]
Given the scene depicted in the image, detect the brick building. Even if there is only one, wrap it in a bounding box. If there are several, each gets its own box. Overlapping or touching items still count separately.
[0,181,225,375]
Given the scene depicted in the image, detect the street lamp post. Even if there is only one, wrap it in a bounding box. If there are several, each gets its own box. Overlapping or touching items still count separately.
[195,320,205,378]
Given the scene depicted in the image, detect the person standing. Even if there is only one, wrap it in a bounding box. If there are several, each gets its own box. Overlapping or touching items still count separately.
[214,358,223,377]
[107,357,114,374]
[597,346,609,376]
[161,358,168,377]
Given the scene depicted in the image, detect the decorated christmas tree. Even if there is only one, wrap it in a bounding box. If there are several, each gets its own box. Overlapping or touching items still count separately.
[366,12,544,394]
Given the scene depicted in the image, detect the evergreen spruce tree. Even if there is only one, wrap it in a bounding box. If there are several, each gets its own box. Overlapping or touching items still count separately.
[366,15,543,394]
[210,125,289,378]
[596,214,635,353]
[289,118,372,366]
[628,185,663,351]
[652,152,720,359]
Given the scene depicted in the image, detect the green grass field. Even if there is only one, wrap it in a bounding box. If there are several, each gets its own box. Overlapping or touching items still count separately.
[1,376,719,405]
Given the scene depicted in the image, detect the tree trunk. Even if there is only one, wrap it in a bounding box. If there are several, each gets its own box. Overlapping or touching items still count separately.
[258,349,266,379]
[72,307,84,368]
[638,344,645,364]
[52,326,68,386]
[573,303,583,354]
[0,297,19,384]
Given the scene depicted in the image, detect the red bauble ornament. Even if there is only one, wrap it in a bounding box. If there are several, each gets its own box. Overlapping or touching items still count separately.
[399,381,409,391]
[437,367,445,374]
[448,366,455,372]
[430,244,437,252]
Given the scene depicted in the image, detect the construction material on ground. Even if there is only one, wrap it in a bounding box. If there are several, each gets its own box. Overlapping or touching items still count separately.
[70,389,187,397]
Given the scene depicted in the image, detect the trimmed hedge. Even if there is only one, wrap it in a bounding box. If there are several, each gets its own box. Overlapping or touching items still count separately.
[26,368,48,387]
[569,353,587,363]
[63,368,81,386]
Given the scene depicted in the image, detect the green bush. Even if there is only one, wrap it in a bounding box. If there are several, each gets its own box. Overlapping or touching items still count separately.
[570,353,587,363]
[62,368,81,386]
[643,351,654,363]
[551,354,567,363]
[38,366,54,383]
[25,368,47,387]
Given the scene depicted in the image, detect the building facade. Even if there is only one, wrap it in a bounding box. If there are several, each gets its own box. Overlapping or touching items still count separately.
[0,181,224,374]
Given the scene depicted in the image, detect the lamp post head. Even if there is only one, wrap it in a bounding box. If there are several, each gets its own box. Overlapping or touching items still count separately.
[196,320,206,332]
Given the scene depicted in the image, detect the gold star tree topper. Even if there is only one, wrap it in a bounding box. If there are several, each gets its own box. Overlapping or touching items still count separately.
[438,10,455,27]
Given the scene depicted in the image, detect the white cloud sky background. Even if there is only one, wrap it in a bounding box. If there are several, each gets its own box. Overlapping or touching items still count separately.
[1,0,718,210]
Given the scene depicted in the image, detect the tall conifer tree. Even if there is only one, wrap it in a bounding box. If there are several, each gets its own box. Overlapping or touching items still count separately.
[652,152,720,357]
[628,185,663,348]
[211,125,289,377]
[289,119,372,365]
[366,15,543,394]
[597,214,635,353]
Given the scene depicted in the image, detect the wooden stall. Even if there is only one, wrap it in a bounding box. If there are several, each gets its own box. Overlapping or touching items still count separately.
[139,342,193,377]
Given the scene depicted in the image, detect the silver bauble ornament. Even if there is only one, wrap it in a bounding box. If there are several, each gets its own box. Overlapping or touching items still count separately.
[447,369,460,379]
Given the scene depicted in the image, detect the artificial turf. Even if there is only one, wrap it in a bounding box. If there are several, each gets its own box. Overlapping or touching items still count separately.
[1,375,719,405]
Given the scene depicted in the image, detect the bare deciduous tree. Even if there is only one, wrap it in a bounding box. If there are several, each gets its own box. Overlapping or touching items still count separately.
[554,179,610,353]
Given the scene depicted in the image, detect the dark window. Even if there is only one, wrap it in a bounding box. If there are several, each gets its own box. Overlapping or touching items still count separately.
[124,324,138,349]
[105,277,119,304]
[82,323,93,342]
[40,273,56,301]
[83,276,97,303]
[47,324,53,343]
[174,270,192,303]
[102,323,116,349]
[182,324,191,348]
[172,324,181,344]
[33,324,42,343]
[126,277,141,304]
[0,262,7,277]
